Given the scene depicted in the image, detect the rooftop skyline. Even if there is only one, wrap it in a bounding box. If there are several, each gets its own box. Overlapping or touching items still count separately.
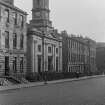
[15,0,105,42]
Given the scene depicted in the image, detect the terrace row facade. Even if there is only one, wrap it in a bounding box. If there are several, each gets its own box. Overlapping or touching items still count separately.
[61,31,96,75]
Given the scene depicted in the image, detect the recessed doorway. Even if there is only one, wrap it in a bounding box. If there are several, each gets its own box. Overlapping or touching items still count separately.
[5,56,9,76]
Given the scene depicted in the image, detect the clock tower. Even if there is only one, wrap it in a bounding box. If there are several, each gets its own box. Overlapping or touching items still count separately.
[30,0,52,32]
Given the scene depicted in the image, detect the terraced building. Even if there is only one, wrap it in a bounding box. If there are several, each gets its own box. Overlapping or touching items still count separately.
[0,0,27,79]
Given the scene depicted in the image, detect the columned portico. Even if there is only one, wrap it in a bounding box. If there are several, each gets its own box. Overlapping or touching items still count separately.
[27,0,62,76]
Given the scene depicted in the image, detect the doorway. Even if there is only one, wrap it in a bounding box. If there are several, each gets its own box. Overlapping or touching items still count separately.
[56,57,59,72]
[48,56,53,71]
[38,55,42,73]
[5,56,9,76]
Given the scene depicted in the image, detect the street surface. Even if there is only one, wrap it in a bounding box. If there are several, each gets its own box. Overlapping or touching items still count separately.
[0,76,105,105]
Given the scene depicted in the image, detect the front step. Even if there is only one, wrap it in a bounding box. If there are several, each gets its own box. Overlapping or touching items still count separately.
[7,76,21,84]
[0,76,29,86]
[10,76,29,84]
[21,78,29,84]
[0,76,21,86]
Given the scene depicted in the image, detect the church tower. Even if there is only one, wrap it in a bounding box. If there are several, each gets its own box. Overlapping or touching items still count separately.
[30,0,52,32]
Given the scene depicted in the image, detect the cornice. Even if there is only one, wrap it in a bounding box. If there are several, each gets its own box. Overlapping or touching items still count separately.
[0,1,27,15]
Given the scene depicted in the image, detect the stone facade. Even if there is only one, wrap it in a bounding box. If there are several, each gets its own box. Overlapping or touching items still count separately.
[27,0,62,75]
[27,29,62,74]
[0,0,27,78]
[61,31,96,75]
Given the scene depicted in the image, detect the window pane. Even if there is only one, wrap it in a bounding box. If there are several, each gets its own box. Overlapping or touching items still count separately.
[20,15,24,27]
[48,47,51,53]
[38,45,41,52]
[5,10,9,22]
[5,31,9,48]
[20,34,24,49]
[13,13,17,25]
[13,33,17,49]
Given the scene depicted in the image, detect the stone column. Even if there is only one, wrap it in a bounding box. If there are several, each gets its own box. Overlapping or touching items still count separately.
[33,40,37,73]
[44,42,48,71]
[52,44,56,72]
[59,43,62,72]
[53,45,56,71]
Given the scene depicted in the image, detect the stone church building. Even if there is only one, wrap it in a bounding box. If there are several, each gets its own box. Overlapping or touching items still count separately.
[27,0,62,75]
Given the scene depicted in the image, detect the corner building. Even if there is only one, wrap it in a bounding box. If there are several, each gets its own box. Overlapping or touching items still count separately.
[0,0,27,78]
[27,0,62,74]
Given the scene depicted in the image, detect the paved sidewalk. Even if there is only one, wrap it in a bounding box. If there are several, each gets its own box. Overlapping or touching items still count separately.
[0,75,104,92]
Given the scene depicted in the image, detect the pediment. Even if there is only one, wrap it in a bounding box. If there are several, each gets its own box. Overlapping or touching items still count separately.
[47,33,56,38]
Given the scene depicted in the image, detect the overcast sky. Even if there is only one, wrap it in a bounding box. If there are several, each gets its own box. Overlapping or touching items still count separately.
[15,0,105,42]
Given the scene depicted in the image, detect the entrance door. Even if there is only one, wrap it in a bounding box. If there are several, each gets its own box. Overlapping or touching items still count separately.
[38,55,42,73]
[48,56,53,71]
[5,56,9,76]
[56,57,58,72]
